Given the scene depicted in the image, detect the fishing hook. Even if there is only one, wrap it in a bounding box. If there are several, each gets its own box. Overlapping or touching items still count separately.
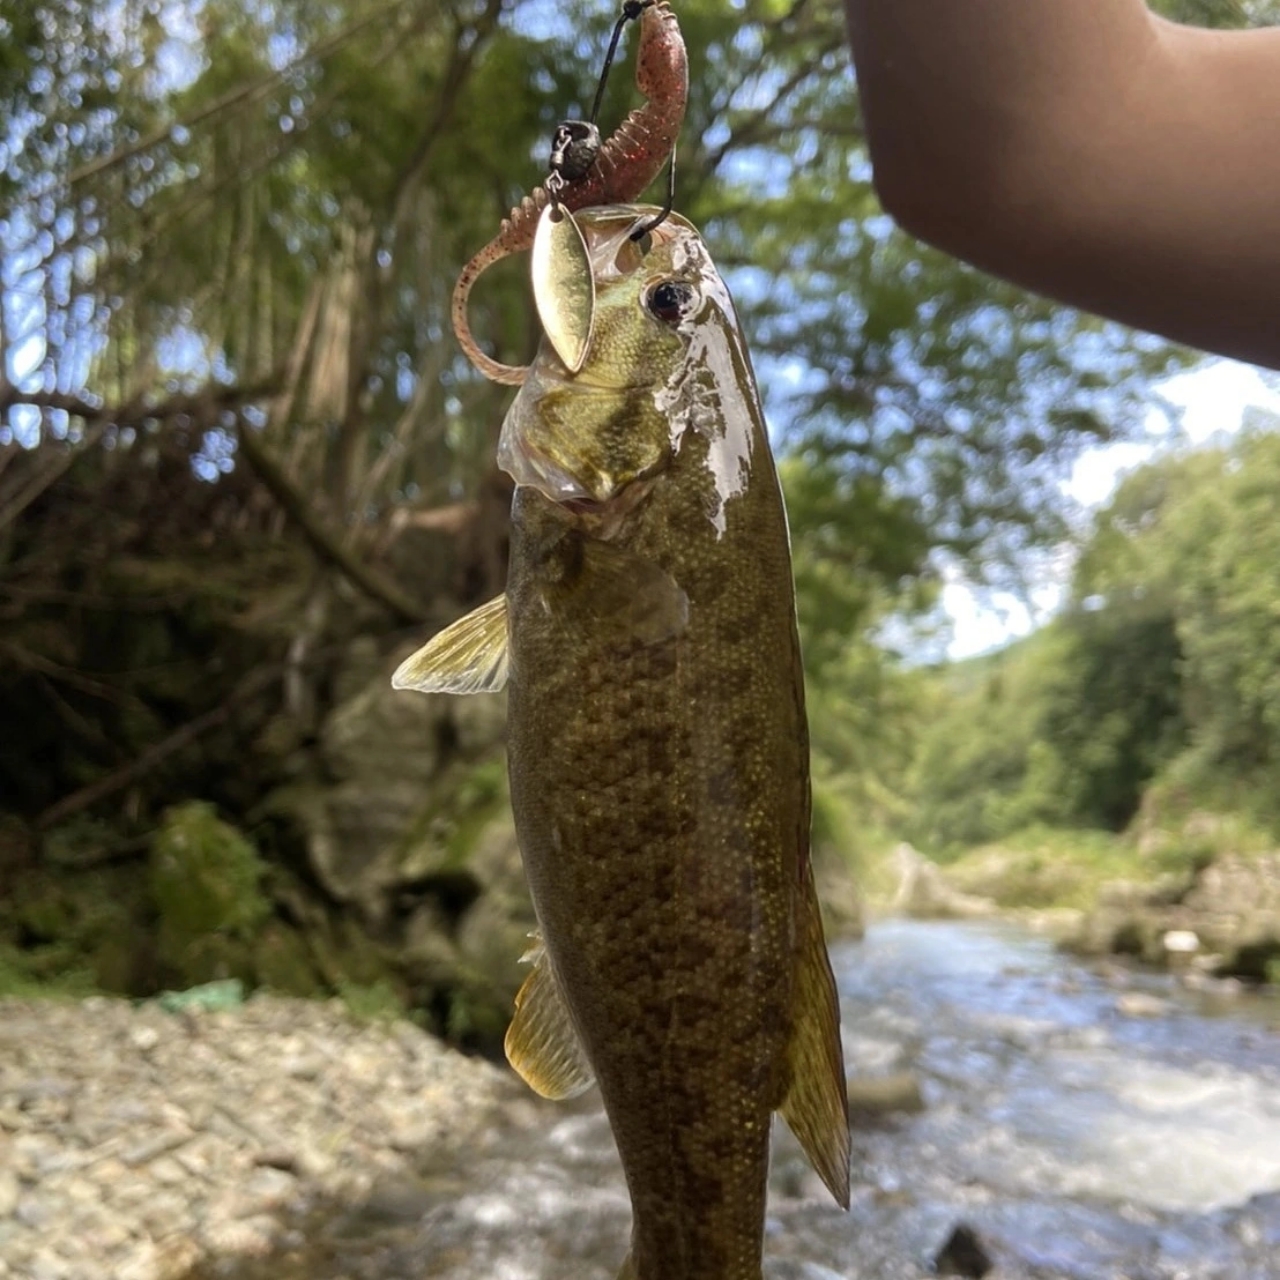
[630,144,676,245]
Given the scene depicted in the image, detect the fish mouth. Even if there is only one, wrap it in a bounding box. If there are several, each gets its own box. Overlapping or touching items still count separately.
[499,428,661,520]
[562,476,658,531]
[562,495,607,517]
[498,432,601,505]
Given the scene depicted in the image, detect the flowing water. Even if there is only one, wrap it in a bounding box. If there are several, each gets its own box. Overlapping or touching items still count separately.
[204,920,1280,1279]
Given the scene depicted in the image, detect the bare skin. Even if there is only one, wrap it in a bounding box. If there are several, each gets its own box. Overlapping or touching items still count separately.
[844,1,1280,371]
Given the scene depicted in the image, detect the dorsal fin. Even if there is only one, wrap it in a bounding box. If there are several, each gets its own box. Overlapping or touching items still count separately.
[504,938,595,1101]
[392,595,508,695]
[778,875,851,1208]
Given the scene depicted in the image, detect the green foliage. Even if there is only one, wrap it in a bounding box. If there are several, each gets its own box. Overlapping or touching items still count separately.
[943,825,1133,910]
[1080,426,1280,783]
[0,945,97,1000]
[6,0,1188,554]
[337,978,406,1023]
[909,421,1280,859]
[7,0,1268,971]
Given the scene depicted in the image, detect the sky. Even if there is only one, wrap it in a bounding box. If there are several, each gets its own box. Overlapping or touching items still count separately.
[943,358,1280,660]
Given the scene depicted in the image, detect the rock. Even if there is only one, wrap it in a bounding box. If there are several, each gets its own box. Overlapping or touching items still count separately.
[1162,929,1200,956]
[128,1025,160,1054]
[845,1071,926,1118]
[889,844,995,920]
[0,1168,18,1217]
[150,804,271,987]
[933,1221,994,1278]
[1115,991,1172,1018]
[301,649,506,909]
[0,992,508,1279]
[355,1173,438,1224]
[1069,853,1280,982]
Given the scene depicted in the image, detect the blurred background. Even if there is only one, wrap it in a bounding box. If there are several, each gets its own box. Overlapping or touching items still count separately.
[3,1,1280,1276]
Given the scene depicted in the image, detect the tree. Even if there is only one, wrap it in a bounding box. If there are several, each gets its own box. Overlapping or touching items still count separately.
[907,416,1280,854]
[0,0,1221,843]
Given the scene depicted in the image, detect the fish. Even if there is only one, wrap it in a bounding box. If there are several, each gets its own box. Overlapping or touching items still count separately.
[395,203,849,1279]
[451,0,689,386]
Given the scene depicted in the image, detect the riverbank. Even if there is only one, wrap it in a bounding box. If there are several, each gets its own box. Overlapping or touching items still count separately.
[0,993,512,1280]
[4,920,1279,1280]
[890,834,1280,986]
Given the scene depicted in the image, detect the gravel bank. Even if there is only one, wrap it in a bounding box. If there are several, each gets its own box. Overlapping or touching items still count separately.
[0,994,509,1280]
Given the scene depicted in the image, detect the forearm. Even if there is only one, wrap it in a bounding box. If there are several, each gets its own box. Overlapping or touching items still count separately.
[846,2,1161,213]
[845,1,1280,369]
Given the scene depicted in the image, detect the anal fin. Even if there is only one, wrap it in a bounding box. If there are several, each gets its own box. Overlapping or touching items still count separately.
[504,937,595,1101]
[392,595,508,695]
[778,874,851,1209]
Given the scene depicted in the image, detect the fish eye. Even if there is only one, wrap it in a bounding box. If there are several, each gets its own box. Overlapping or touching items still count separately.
[644,279,695,325]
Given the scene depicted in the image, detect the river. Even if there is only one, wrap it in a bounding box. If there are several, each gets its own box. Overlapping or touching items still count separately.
[201,919,1280,1279]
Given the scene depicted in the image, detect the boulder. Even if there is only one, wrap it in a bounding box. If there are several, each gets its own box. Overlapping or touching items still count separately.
[150,802,272,988]
[889,843,995,920]
[1066,853,1280,982]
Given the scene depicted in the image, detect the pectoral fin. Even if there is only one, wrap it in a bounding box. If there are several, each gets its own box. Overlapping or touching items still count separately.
[779,875,851,1209]
[391,595,508,695]
[504,938,595,1101]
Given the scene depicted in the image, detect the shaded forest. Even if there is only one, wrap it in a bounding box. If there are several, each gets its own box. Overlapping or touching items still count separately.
[3,0,1276,1040]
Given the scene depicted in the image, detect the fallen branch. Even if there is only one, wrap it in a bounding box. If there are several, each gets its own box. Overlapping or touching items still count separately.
[0,377,282,429]
[35,663,284,831]
[0,377,282,533]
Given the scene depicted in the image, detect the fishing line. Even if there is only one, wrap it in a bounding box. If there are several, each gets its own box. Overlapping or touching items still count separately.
[547,0,656,191]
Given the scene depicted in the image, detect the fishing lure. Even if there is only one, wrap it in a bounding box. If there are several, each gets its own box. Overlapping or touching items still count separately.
[451,0,689,385]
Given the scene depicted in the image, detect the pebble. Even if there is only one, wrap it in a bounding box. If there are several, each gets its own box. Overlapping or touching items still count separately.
[1115,991,1172,1018]
[0,994,509,1280]
[845,1071,927,1117]
[0,1171,17,1218]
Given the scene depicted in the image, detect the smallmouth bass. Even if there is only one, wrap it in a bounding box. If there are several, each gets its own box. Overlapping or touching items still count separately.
[395,204,849,1279]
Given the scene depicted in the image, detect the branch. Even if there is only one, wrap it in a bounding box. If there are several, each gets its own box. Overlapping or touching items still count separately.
[234,422,429,623]
[702,36,848,174]
[0,421,111,533]
[0,640,138,706]
[35,662,285,831]
[0,377,282,429]
[64,0,417,189]
[0,377,283,532]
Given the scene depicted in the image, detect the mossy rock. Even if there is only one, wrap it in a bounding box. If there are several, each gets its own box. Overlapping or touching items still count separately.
[150,802,271,984]
[5,862,150,994]
[252,921,326,996]
[396,757,509,882]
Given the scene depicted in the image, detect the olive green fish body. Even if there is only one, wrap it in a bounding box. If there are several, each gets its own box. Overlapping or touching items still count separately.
[394,206,848,1280]
[507,437,802,1278]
